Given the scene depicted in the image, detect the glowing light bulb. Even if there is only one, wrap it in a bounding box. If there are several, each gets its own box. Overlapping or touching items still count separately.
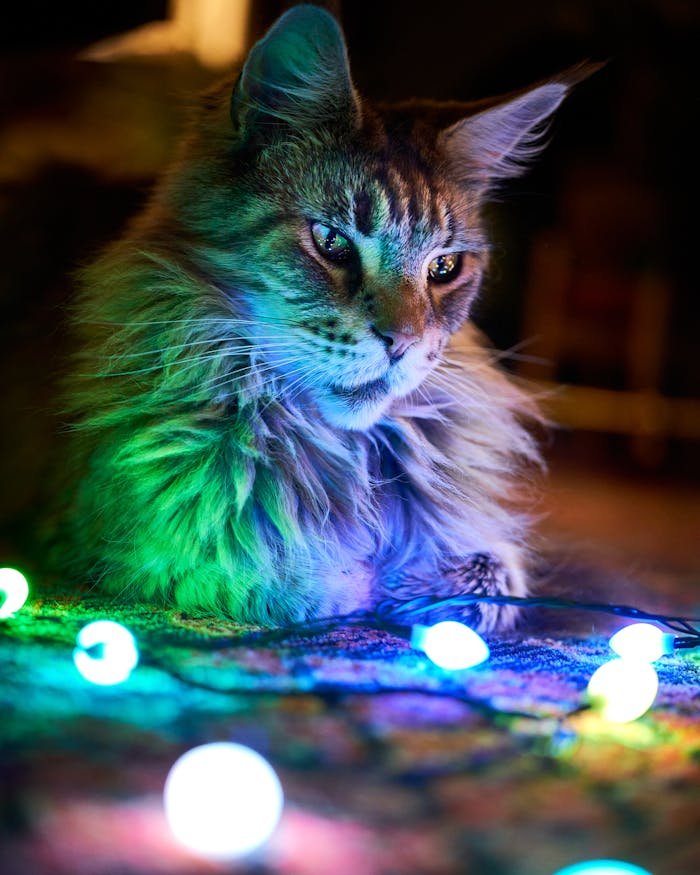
[609,623,673,662]
[552,860,652,875]
[73,620,139,685]
[0,567,30,618]
[411,620,489,670]
[586,658,658,723]
[164,742,284,860]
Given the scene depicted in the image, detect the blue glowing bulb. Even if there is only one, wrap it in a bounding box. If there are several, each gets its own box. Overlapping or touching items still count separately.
[411,620,490,670]
[586,658,658,723]
[0,567,30,618]
[609,623,673,662]
[164,742,284,860]
[552,860,652,875]
[73,620,139,685]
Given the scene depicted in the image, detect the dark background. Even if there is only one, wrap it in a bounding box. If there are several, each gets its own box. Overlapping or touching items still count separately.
[1,1,698,567]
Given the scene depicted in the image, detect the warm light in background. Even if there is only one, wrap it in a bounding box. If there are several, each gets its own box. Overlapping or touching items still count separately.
[86,0,251,69]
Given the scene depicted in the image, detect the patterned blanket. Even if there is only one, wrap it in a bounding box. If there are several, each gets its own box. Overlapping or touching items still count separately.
[1,590,698,875]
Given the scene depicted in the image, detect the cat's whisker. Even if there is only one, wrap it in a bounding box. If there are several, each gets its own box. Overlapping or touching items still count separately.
[75,351,244,379]
[78,342,304,379]
[196,354,312,399]
[73,356,306,405]
[263,356,331,410]
[443,335,548,371]
[443,350,548,369]
[448,333,540,358]
[425,367,494,405]
[436,355,504,387]
[249,369,312,417]
[75,317,291,328]
[88,338,302,360]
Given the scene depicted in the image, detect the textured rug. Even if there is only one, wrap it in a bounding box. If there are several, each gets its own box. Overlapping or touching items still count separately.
[1,587,699,875]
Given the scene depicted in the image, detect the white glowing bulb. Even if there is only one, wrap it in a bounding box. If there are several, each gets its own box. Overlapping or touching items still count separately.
[73,620,139,685]
[0,567,30,618]
[586,658,658,723]
[164,742,284,860]
[552,860,652,875]
[412,620,490,670]
[609,623,673,662]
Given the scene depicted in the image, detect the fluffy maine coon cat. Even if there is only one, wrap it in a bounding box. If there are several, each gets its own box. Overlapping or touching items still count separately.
[61,6,590,630]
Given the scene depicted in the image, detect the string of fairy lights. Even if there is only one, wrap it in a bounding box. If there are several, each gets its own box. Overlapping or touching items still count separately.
[1,565,698,875]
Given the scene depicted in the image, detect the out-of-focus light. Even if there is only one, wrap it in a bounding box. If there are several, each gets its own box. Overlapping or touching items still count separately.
[411,621,490,670]
[552,860,652,875]
[164,742,284,860]
[0,567,30,618]
[586,658,658,723]
[609,623,673,662]
[73,620,139,685]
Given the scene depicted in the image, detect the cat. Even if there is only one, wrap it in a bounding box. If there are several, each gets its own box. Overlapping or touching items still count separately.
[59,5,593,631]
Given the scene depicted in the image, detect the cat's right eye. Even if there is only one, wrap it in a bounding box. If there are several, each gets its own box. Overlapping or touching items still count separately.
[311,222,353,263]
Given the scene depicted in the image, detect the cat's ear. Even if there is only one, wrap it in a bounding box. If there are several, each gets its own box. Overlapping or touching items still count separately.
[230,5,360,143]
[438,63,602,188]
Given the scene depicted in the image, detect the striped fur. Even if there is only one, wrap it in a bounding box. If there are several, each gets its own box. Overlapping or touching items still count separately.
[59,6,581,629]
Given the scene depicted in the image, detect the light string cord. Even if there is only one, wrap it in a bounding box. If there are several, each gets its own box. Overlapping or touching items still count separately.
[137,593,700,651]
[3,591,697,727]
[130,593,698,720]
[3,592,698,650]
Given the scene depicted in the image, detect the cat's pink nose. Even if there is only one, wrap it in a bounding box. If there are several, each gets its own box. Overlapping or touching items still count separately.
[371,325,419,361]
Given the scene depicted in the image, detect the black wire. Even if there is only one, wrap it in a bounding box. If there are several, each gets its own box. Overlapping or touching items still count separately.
[3,592,695,728]
[137,593,700,651]
[141,654,568,724]
[2,592,698,651]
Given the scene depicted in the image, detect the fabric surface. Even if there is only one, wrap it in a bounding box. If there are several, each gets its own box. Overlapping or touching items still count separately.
[1,589,698,875]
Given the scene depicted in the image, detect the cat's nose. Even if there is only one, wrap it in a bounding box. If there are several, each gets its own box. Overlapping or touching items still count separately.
[371,325,419,361]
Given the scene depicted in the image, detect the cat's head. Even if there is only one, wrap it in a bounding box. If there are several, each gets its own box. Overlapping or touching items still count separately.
[172,5,593,430]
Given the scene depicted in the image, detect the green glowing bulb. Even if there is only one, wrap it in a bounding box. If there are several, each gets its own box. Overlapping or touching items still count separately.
[586,658,658,723]
[411,621,490,670]
[73,620,139,685]
[608,623,674,662]
[0,567,30,618]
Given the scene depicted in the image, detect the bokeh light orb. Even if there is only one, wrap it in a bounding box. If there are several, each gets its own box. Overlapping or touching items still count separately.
[73,620,139,685]
[586,658,658,723]
[0,567,30,618]
[413,620,490,670]
[552,860,652,875]
[609,623,673,662]
[163,742,284,860]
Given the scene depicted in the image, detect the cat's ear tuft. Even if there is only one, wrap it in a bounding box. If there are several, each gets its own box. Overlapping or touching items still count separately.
[230,5,360,143]
[438,62,603,188]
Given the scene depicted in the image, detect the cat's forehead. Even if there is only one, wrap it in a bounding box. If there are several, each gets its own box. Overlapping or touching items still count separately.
[298,146,466,249]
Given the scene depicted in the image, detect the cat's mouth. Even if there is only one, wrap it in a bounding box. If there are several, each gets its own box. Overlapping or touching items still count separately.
[329,376,389,405]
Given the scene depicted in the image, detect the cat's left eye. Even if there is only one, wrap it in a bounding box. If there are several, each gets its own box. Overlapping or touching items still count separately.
[427,253,462,284]
[311,222,353,263]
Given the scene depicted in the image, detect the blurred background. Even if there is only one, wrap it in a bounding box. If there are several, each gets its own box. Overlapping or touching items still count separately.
[1,0,698,595]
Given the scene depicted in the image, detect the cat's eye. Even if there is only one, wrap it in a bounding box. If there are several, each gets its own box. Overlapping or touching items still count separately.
[311,222,353,263]
[427,252,462,284]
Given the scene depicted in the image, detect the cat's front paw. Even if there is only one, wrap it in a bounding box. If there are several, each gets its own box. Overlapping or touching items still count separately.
[376,553,523,633]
